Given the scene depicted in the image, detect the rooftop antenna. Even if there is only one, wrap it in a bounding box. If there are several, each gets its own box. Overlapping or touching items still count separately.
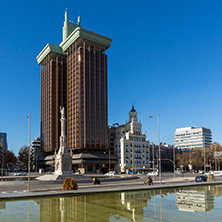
[64,8,68,23]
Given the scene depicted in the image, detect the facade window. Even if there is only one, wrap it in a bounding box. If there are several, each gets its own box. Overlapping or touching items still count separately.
[88,166,93,172]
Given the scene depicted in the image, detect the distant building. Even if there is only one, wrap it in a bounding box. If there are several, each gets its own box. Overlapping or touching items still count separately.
[109,106,150,173]
[158,144,174,171]
[107,126,116,171]
[30,137,41,170]
[174,127,212,150]
[31,137,41,153]
[0,133,8,156]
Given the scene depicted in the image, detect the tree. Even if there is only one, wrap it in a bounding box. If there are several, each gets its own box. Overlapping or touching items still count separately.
[176,142,222,172]
[211,142,222,170]
[176,148,204,171]
[191,148,204,169]
[4,150,17,168]
[18,145,29,170]
[176,150,190,168]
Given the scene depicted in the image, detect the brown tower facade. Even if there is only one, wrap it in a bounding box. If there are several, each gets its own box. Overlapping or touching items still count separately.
[37,12,112,160]
[40,52,67,152]
[67,44,108,153]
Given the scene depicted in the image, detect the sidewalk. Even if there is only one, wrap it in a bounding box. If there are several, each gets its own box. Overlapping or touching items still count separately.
[0,180,222,201]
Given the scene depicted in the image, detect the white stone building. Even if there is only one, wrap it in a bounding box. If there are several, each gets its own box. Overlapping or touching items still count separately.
[111,106,150,173]
[174,127,212,151]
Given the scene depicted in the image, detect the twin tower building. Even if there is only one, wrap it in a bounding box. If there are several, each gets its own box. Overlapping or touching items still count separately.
[36,12,115,173]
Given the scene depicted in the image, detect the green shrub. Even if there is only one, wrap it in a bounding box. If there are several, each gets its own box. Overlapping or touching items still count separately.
[207,174,215,182]
[63,177,78,191]
[144,176,153,185]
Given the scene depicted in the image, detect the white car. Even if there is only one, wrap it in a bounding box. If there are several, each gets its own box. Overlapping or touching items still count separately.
[105,171,116,176]
[147,171,158,176]
[14,172,27,176]
[213,171,222,177]
[205,171,214,176]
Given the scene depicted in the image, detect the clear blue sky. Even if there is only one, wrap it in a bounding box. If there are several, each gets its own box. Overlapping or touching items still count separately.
[1,0,222,155]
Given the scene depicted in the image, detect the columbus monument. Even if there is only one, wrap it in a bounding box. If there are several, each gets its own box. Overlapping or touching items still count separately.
[37,107,73,180]
[54,107,73,176]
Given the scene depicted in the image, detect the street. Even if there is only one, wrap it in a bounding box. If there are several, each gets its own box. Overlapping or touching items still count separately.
[0,172,221,194]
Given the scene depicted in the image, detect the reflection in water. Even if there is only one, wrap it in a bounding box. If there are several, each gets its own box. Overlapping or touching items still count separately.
[176,186,215,212]
[119,190,151,221]
[0,201,6,209]
[0,185,222,221]
[35,191,152,222]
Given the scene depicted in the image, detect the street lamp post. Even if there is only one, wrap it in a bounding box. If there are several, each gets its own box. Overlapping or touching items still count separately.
[109,146,111,171]
[27,114,31,191]
[173,146,176,178]
[149,114,161,184]
[203,136,206,173]
[215,145,217,171]
[145,130,154,181]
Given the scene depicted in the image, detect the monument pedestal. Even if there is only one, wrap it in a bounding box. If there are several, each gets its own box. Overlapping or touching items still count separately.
[54,152,73,176]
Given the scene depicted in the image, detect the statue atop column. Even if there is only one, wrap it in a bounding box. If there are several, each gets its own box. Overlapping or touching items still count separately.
[58,106,67,154]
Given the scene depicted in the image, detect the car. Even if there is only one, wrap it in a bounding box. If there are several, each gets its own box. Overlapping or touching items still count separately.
[213,171,222,177]
[147,171,158,176]
[205,171,214,176]
[105,171,116,176]
[198,170,204,174]
[14,172,27,176]
[195,175,207,182]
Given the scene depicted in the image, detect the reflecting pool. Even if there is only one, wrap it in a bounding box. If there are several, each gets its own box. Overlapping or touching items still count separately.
[0,185,222,221]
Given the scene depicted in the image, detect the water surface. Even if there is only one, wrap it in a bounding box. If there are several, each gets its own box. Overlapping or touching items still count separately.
[0,185,222,221]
